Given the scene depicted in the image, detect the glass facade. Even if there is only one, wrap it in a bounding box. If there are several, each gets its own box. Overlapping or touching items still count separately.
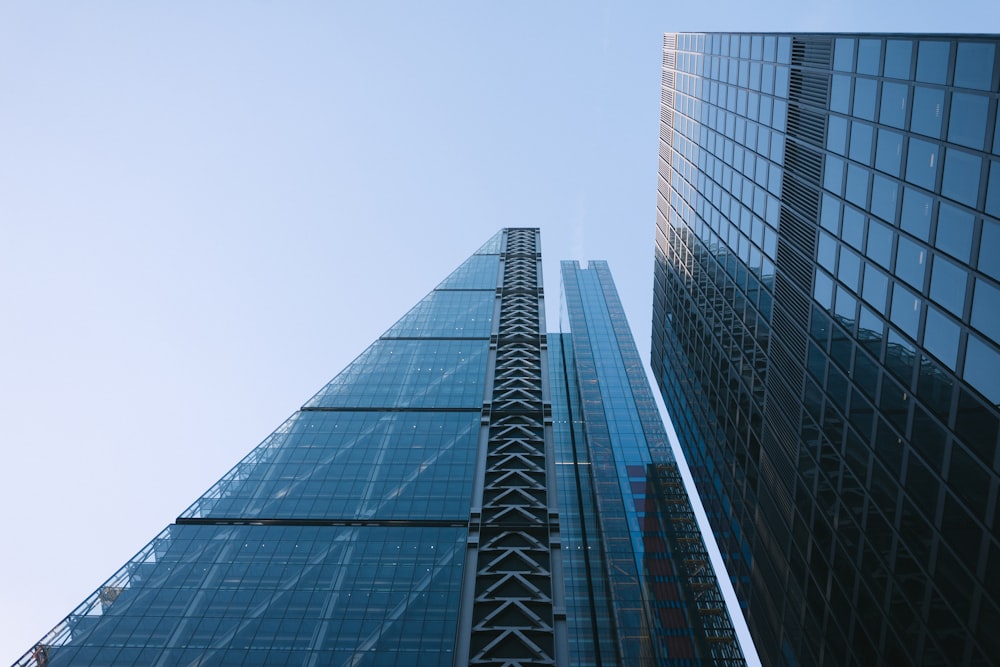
[20,229,741,666]
[653,32,1000,666]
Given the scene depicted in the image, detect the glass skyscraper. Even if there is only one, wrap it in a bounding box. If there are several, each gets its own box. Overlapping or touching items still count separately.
[18,229,743,666]
[652,33,1000,665]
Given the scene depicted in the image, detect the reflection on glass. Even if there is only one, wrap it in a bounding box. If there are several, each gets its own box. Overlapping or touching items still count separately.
[853,78,877,121]
[857,39,882,75]
[901,187,933,241]
[875,129,904,176]
[980,219,1000,281]
[923,306,960,370]
[884,40,913,79]
[866,220,894,268]
[911,87,944,138]
[971,278,1000,342]
[891,283,921,337]
[941,148,982,208]
[863,263,890,310]
[896,236,927,289]
[935,202,975,262]
[929,255,968,317]
[905,139,939,191]
[880,82,909,128]
[985,160,1000,218]
[964,336,1000,405]
[948,93,989,150]
[916,41,950,84]
[954,42,995,90]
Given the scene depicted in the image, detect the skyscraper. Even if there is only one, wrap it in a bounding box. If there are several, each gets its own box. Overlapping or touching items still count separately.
[18,229,743,666]
[652,33,1000,665]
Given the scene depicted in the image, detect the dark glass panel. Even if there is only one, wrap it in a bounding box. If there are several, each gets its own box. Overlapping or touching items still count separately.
[879,81,908,129]
[954,41,995,90]
[881,374,911,432]
[916,41,950,84]
[923,305,960,370]
[870,174,899,223]
[947,92,989,150]
[834,38,854,72]
[899,188,934,241]
[934,203,975,262]
[895,235,927,290]
[911,87,944,138]
[971,277,1000,342]
[904,138,939,191]
[884,40,913,79]
[955,388,999,466]
[875,129,904,176]
[853,78,877,121]
[890,284,921,338]
[910,406,945,469]
[857,39,881,76]
[917,354,954,422]
[941,148,982,208]
[849,122,874,162]
[963,334,1000,405]
[928,255,967,317]
[949,444,990,519]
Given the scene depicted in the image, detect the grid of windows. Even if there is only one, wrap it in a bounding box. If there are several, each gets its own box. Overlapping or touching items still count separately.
[654,32,1000,667]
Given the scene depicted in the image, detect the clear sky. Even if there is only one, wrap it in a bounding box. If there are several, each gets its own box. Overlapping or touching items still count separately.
[1,2,996,664]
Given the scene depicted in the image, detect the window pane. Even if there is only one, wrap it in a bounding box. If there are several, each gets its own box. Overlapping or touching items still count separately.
[863,264,890,309]
[942,148,982,208]
[891,283,921,337]
[879,82,909,129]
[825,154,845,194]
[948,93,989,150]
[980,219,1000,281]
[850,122,874,162]
[964,336,1000,405]
[834,38,854,72]
[986,160,1000,218]
[954,42,995,91]
[831,74,851,113]
[971,278,1000,342]
[828,115,848,155]
[935,203,975,262]
[843,207,865,249]
[857,39,882,75]
[884,40,913,79]
[815,269,834,309]
[911,87,944,138]
[896,236,927,289]
[839,246,862,291]
[866,220,894,268]
[818,231,837,272]
[821,193,841,233]
[923,306,960,370]
[916,41,950,84]
[905,138,939,191]
[853,78,877,121]
[875,129,904,176]
[901,187,933,241]
[846,163,870,207]
[871,174,899,223]
[929,255,968,317]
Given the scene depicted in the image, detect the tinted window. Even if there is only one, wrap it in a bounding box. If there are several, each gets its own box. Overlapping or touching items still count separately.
[884,40,913,79]
[929,255,968,317]
[850,122,874,162]
[954,42,995,90]
[871,174,899,223]
[965,336,1000,405]
[853,78,878,120]
[839,247,862,291]
[935,203,975,262]
[866,220,894,268]
[941,148,982,208]
[831,74,851,113]
[857,39,882,75]
[891,283,921,337]
[948,93,989,150]
[923,306,960,369]
[896,236,927,289]
[825,154,845,194]
[905,139,939,191]
[864,264,890,309]
[875,129,904,176]
[879,82,908,129]
[911,87,944,138]
[828,116,848,155]
[971,278,1000,342]
[834,38,854,72]
[900,187,933,241]
[986,160,1000,218]
[916,41,950,84]
[980,219,1000,281]
[846,163,870,207]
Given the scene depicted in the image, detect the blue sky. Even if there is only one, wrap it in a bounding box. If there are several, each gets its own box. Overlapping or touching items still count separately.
[1,2,997,663]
